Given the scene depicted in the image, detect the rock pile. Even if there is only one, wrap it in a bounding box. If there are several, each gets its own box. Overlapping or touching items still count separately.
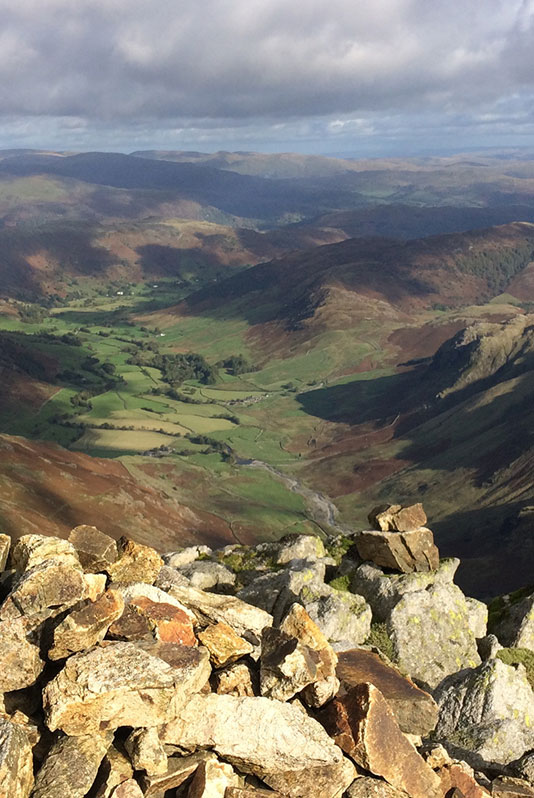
[0,505,533,797]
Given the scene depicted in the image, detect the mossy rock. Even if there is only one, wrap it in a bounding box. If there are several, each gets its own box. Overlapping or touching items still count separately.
[496,648,534,689]
[488,585,534,632]
[365,622,396,663]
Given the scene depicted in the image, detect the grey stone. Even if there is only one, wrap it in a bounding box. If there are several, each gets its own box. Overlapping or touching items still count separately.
[354,527,439,573]
[274,535,326,565]
[238,562,326,624]
[176,560,236,591]
[299,581,372,651]
[163,546,212,568]
[493,593,534,651]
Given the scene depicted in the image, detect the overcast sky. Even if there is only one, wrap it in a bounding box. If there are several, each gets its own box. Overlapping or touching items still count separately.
[0,0,533,155]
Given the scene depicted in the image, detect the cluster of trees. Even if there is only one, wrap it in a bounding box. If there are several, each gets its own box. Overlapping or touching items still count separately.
[216,355,256,375]
[457,242,534,294]
[151,353,218,387]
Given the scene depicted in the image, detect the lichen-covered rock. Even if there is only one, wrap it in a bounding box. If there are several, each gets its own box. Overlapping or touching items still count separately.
[198,621,253,667]
[507,750,534,783]
[368,503,428,533]
[237,563,326,624]
[160,693,343,778]
[0,717,34,798]
[68,526,119,573]
[124,727,167,776]
[354,527,439,573]
[492,593,534,652]
[263,756,356,798]
[274,534,326,565]
[31,732,111,798]
[387,581,481,688]
[299,581,372,651]
[336,649,438,736]
[176,560,236,591]
[10,534,80,571]
[163,546,213,568]
[466,597,489,639]
[187,757,240,797]
[0,617,44,691]
[106,538,163,585]
[0,558,87,624]
[43,641,211,735]
[110,595,197,646]
[434,658,534,766]
[48,589,125,660]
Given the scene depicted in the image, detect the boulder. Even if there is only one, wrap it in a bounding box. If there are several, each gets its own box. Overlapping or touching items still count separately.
[43,641,211,735]
[507,750,534,783]
[434,658,534,767]
[0,718,34,798]
[387,581,481,689]
[436,761,491,797]
[48,589,125,660]
[109,596,197,646]
[176,560,236,591]
[163,545,212,568]
[159,693,343,779]
[68,526,119,573]
[0,558,87,624]
[105,538,163,585]
[187,757,240,797]
[345,778,410,797]
[260,627,322,702]
[368,503,428,532]
[262,756,356,798]
[317,683,441,798]
[0,617,44,691]
[124,727,167,775]
[31,732,111,798]
[237,562,326,624]
[492,593,534,652]
[10,534,80,571]
[225,789,284,798]
[336,649,438,736]
[274,534,326,564]
[299,581,372,651]
[198,621,253,667]
[354,527,439,573]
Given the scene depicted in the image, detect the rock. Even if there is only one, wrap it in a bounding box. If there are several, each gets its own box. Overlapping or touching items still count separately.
[492,776,534,796]
[387,581,481,689]
[0,534,10,571]
[105,537,163,585]
[436,761,491,798]
[140,752,211,796]
[275,534,326,564]
[317,683,441,798]
[336,649,438,736]
[0,617,44,691]
[187,757,240,797]
[0,558,86,624]
[0,717,34,798]
[263,756,356,798]
[124,727,167,775]
[237,562,326,623]
[163,546,213,568]
[166,584,272,645]
[110,780,144,798]
[260,626,322,702]
[159,693,343,779]
[368,503,428,532]
[300,582,372,652]
[354,527,439,573]
[155,565,192,591]
[507,750,534,783]
[48,589,125,660]
[198,622,253,667]
[345,777,410,797]
[492,593,534,652]
[120,582,196,622]
[478,635,503,661]
[211,662,257,697]
[434,658,534,767]
[68,526,119,573]
[93,744,134,798]
[351,558,460,621]
[10,534,80,571]
[43,641,211,735]
[110,596,197,646]
[31,732,111,798]
[176,561,236,591]
[225,790,284,798]
[83,573,107,602]
[466,597,489,639]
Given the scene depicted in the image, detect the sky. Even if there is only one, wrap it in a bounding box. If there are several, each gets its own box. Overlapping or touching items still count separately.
[1,0,534,156]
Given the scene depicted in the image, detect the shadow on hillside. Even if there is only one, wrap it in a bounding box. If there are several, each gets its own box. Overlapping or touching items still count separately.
[136,244,221,277]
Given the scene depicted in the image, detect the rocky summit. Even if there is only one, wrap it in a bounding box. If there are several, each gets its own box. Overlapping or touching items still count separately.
[0,505,533,797]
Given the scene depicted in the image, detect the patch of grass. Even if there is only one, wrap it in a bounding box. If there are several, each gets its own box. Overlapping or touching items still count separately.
[365,622,396,662]
[496,648,534,689]
[328,574,351,592]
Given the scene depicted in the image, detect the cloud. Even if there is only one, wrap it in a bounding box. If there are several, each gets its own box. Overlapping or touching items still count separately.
[0,0,533,151]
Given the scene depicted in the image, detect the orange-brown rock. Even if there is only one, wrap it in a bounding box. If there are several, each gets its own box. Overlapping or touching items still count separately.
[368,504,428,533]
[354,527,439,573]
[337,649,438,736]
[68,526,119,573]
[198,621,253,667]
[106,538,163,585]
[109,596,196,645]
[436,762,490,798]
[317,683,441,798]
[48,589,125,660]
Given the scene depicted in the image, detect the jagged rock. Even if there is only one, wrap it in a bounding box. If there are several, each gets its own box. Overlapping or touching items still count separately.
[124,727,167,775]
[105,538,163,585]
[187,757,240,797]
[10,534,81,571]
[48,589,125,660]
[345,777,410,797]
[299,581,372,651]
[274,534,326,564]
[237,562,326,624]
[0,534,10,571]
[507,750,534,783]
[159,693,343,778]
[354,527,439,573]
[31,732,111,798]
[163,546,213,568]
[368,503,428,533]
[166,584,272,645]
[120,582,196,620]
[110,596,197,645]
[337,649,438,736]
[154,564,190,590]
[93,743,134,798]
[263,756,356,798]
[211,662,257,697]
[0,617,44,690]
[351,558,460,621]
[176,560,236,591]
[0,558,87,624]
[466,597,489,639]
[0,717,34,798]
[83,573,107,602]
[110,780,144,798]
[492,776,534,796]
[140,752,211,795]
[436,761,490,797]
[478,635,503,660]
[317,683,441,798]
[198,621,253,667]
[387,581,481,688]
[492,593,534,652]
[260,626,321,702]
[68,526,119,573]
[434,658,534,766]
[43,641,211,735]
